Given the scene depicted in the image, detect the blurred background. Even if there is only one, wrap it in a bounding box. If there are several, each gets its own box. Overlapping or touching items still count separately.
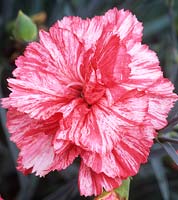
[1,0,178,199]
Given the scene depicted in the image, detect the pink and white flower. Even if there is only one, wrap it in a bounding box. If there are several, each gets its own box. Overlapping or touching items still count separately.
[2,8,177,196]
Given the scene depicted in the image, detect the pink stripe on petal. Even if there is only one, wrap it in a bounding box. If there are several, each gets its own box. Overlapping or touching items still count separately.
[126,43,162,89]
[147,78,178,129]
[103,8,143,42]
[51,141,80,171]
[78,161,121,196]
[56,90,148,154]
[81,125,155,179]
[6,109,61,146]
[18,132,55,176]
[56,15,104,49]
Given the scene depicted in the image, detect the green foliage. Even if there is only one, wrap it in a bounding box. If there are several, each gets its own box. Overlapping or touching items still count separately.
[115,178,130,200]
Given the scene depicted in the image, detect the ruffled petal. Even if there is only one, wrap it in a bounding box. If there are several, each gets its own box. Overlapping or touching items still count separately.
[2,78,76,120]
[7,109,79,175]
[56,90,148,154]
[81,151,120,178]
[126,43,162,89]
[89,33,131,103]
[81,124,155,179]
[112,125,155,179]
[2,28,85,120]
[56,15,104,49]
[17,132,54,176]
[103,8,143,42]
[147,78,178,129]
[78,161,121,196]
[56,8,143,49]
[93,33,131,86]
[6,108,61,147]
[42,27,84,82]
[51,140,80,171]
[6,109,61,176]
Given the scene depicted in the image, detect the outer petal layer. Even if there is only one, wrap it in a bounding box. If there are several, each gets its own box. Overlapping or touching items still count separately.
[81,124,155,179]
[147,78,178,129]
[56,8,143,49]
[126,43,162,89]
[17,132,54,176]
[103,8,143,42]
[78,161,121,196]
[7,109,78,176]
[2,28,84,120]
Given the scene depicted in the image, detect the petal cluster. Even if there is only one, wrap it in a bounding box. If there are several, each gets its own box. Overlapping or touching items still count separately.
[2,8,177,196]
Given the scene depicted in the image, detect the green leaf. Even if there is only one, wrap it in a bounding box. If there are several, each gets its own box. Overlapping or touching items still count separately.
[95,178,130,200]
[115,178,130,200]
[151,157,170,200]
[13,10,38,42]
[159,142,178,165]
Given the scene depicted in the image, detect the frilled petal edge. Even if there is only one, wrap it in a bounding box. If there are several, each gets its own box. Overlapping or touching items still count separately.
[78,161,121,196]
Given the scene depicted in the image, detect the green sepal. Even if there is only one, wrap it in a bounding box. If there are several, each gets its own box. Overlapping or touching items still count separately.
[114,178,130,200]
[95,178,131,200]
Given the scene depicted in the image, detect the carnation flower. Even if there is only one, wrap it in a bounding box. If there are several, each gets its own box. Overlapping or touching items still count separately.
[2,8,178,196]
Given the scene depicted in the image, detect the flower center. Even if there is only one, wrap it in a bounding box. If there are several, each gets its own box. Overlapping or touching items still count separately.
[82,82,105,106]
